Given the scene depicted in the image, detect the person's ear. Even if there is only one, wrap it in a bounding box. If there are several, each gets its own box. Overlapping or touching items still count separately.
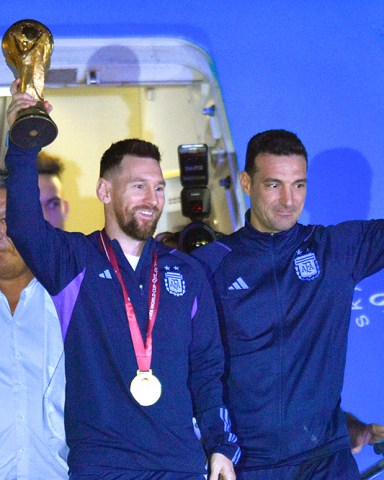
[96,178,112,204]
[63,199,69,219]
[240,171,251,196]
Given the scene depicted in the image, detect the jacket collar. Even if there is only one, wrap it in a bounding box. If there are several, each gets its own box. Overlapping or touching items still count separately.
[239,209,307,252]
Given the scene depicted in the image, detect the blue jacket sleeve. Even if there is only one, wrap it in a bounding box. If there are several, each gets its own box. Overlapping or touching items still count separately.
[5,141,86,294]
[188,264,241,464]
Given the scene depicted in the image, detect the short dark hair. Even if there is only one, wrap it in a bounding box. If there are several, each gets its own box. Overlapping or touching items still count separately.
[245,129,308,178]
[37,151,65,178]
[100,139,161,178]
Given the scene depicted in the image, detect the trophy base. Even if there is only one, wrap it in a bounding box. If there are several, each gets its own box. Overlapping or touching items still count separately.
[10,106,58,149]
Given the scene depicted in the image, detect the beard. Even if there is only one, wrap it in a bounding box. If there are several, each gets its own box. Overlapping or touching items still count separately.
[116,206,161,241]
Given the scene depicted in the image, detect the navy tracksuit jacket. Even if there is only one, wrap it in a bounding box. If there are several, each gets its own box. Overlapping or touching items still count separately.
[193,211,384,471]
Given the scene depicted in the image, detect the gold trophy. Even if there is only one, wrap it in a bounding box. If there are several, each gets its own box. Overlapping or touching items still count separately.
[2,19,58,148]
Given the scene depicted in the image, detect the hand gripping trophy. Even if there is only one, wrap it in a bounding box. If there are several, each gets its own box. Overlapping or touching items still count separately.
[2,19,58,148]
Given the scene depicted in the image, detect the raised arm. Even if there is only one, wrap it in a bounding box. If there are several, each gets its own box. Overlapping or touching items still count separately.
[5,79,84,296]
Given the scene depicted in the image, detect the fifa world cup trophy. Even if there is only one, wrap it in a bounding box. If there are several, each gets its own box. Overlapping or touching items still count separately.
[2,19,58,148]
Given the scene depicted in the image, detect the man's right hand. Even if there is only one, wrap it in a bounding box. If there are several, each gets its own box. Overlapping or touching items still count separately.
[7,79,52,128]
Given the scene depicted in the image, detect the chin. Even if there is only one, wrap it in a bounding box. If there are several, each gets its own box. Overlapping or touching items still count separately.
[271,221,296,232]
[136,225,158,240]
[281,222,296,231]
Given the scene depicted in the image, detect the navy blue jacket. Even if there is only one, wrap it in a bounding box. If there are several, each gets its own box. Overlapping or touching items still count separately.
[5,142,240,477]
[192,211,384,470]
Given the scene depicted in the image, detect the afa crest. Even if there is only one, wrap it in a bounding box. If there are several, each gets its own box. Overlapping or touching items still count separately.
[164,270,186,296]
[294,251,320,281]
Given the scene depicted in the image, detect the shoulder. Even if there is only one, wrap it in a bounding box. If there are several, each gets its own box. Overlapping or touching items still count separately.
[308,220,381,239]
[191,233,238,277]
[157,240,207,273]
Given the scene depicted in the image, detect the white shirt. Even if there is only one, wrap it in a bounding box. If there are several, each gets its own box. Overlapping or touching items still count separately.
[125,253,140,270]
[0,279,68,479]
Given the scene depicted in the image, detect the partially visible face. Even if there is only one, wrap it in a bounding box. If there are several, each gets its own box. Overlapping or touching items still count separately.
[38,174,68,229]
[241,153,307,233]
[108,155,166,241]
[0,189,29,280]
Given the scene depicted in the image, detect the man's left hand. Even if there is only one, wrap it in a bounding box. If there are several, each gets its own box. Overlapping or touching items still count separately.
[209,452,236,480]
[346,413,384,454]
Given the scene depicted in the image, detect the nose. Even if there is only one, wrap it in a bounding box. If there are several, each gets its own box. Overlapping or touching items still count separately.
[144,188,159,207]
[280,186,294,207]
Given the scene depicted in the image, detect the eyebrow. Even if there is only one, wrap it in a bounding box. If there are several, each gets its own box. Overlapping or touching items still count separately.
[263,177,307,183]
[44,196,61,202]
[131,177,166,186]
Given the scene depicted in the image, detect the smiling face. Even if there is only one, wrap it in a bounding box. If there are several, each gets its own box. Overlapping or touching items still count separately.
[99,154,166,241]
[241,152,307,233]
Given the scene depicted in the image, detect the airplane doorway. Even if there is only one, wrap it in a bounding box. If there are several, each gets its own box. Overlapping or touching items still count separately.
[0,37,246,237]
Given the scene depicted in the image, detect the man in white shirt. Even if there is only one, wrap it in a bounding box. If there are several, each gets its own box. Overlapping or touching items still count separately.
[0,170,69,479]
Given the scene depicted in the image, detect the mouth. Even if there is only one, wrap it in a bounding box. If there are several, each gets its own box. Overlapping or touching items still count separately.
[0,240,11,249]
[136,208,156,219]
[137,208,155,217]
[276,210,295,217]
[134,208,160,224]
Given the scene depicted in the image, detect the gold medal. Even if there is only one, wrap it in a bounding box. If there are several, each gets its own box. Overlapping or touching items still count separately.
[130,369,162,406]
